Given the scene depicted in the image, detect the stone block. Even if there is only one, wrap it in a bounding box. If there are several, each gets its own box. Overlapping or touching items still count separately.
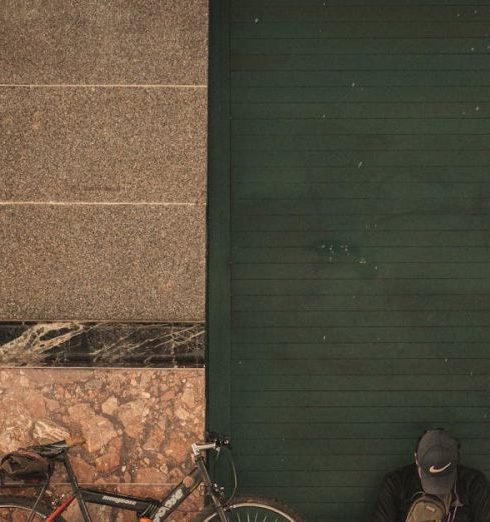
[0,0,208,84]
[0,322,205,366]
[0,367,205,518]
[0,87,207,203]
[0,204,205,321]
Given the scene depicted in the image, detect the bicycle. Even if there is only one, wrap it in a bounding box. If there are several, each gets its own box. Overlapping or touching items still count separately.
[0,432,304,521]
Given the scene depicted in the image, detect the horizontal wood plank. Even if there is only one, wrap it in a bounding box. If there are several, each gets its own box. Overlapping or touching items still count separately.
[232,250,490,265]
[232,54,490,71]
[231,358,490,375]
[231,278,490,295]
[231,437,490,456]
[232,85,490,102]
[232,102,490,118]
[234,134,490,150]
[233,389,490,407]
[232,326,490,343]
[232,213,490,231]
[232,37,490,55]
[232,310,490,327]
[232,262,490,278]
[231,422,490,438]
[234,198,490,214]
[233,117,490,134]
[232,294,490,312]
[232,21,490,38]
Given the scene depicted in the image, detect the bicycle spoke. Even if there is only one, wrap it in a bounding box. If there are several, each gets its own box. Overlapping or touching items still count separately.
[0,506,46,521]
[222,506,295,522]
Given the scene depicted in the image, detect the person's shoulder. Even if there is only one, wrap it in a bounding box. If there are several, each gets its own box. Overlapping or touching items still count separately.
[458,464,488,481]
[457,464,490,491]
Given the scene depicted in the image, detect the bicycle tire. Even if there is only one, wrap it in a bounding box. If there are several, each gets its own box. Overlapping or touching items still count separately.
[0,495,66,521]
[194,496,305,522]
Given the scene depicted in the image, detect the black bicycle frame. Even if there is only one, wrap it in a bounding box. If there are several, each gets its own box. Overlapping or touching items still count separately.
[60,451,216,521]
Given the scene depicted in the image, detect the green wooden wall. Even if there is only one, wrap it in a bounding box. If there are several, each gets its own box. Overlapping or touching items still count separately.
[208,1,490,520]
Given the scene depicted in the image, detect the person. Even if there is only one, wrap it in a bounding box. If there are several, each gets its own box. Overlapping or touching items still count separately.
[371,428,490,521]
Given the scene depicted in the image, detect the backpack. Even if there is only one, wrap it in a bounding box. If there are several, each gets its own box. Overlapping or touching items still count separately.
[405,493,448,522]
[0,449,50,478]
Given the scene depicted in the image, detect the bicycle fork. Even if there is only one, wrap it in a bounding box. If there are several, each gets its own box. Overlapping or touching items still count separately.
[195,456,228,522]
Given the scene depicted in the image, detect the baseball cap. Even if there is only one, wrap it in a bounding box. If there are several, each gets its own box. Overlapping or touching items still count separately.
[415,429,459,495]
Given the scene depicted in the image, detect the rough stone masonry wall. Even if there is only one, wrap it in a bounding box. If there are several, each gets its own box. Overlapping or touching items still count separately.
[0,1,208,520]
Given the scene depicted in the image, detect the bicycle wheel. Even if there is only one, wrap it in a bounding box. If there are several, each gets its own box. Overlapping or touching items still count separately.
[195,496,304,522]
[0,495,66,521]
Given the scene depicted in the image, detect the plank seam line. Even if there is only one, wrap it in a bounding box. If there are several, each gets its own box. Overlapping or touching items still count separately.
[233,35,490,38]
[232,342,490,345]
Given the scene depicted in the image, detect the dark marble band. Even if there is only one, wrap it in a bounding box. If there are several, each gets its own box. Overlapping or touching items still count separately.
[0,322,204,367]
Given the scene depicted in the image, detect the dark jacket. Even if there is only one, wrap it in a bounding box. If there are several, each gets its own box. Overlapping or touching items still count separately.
[371,463,490,522]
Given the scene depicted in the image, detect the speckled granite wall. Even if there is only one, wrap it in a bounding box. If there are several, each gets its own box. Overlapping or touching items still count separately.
[0,0,208,322]
[0,1,209,519]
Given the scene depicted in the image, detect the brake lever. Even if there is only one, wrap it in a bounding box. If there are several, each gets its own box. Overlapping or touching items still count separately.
[206,431,232,449]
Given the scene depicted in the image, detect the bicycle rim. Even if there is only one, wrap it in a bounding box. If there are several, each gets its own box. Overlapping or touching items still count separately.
[0,496,51,521]
[199,499,301,522]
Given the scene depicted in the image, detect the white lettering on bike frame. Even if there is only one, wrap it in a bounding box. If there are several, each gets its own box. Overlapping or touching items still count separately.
[152,488,185,521]
[101,495,137,506]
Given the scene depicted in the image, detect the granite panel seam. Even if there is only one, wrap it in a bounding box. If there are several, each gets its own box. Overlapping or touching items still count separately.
[0,320,205,324]
[0,84,207,88]
[0,367,205,370]
[0,316,206,322]
[0,202,206,206]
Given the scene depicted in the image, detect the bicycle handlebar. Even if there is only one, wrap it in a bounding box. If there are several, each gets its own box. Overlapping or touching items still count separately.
[192,432,232,456]
[206,431,232,449]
